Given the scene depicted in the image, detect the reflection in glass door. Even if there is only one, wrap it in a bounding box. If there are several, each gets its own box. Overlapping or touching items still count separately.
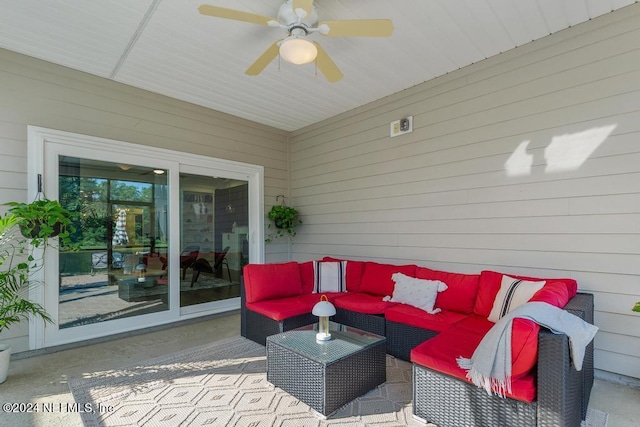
[179,173,249,307]
[57,157,169,328]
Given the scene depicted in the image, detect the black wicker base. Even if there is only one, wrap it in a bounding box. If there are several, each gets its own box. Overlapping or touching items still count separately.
[333,307,386,336]
[385,320,438,361]
[564,293,595,419]
[243,308,316,346]
[413,364,538,427]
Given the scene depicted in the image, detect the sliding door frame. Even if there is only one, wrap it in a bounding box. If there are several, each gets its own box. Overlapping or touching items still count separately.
[28,126,264,349]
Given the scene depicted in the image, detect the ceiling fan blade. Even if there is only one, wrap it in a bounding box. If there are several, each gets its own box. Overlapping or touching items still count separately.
[319,19,393,37]
[292,0,314,17]
[313,42,343,83]
[198,5,275,26]
[245,41,280,76]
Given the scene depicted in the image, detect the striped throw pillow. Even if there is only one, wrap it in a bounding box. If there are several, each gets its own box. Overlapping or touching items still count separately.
[313,261,347,293]
[488,275,546,323]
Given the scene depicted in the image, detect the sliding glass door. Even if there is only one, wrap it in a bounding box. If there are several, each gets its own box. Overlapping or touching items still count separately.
[179,173,249,310]
[31,127,264,349]
[57,158,169,329]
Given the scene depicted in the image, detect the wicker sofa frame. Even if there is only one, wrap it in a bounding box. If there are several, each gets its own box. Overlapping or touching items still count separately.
[412,292,594,427]
[240,279,316,346]
[333,307,386,337]
[240,274,594,427]
[385,319,439,361]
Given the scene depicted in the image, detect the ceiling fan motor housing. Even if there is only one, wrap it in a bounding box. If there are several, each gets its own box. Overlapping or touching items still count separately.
[278,0,318,28]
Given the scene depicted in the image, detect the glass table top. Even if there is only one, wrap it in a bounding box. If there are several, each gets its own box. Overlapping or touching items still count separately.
[266,321,386,364]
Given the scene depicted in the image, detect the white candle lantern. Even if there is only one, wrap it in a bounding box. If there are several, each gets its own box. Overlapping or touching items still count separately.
[135,263,147,282]
[312,295,336,341]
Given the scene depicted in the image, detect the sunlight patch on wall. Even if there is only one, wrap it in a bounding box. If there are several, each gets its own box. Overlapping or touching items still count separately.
[504,125,616,177]
[545,125,616,173]
[505,140,534,176]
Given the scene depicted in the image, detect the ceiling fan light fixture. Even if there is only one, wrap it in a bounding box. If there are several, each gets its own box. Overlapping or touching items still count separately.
[279,37,317,65]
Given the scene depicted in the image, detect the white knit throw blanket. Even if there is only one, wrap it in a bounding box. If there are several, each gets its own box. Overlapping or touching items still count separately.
[456,301,598,398]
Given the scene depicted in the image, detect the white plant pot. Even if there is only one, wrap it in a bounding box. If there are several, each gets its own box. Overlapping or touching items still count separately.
[0,344,11,384]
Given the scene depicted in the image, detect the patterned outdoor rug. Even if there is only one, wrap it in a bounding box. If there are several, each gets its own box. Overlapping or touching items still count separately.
[68,336,420,426]
[68,336,608,427]
[181,277,237,292]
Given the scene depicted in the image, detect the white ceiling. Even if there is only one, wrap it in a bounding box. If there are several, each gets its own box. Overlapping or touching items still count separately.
[0,0,635,131]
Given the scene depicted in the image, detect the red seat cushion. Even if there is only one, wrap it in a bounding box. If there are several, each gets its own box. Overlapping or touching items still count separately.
[359,262,416,296]
[415,267,480,314]
[322,257,366,292]
[243,262,303,304]
[453,315,541,379]
[454,314,494,335]
[474,270,578,317]
[385,305,467,332]
[410,329,537,403]
[332,293,397,314]
[246,293,345,321]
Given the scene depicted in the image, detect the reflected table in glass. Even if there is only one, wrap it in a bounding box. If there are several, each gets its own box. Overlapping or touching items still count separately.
[266,322,386,417]
[117,276,167,302]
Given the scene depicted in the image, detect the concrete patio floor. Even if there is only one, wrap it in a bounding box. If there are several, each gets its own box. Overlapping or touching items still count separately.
[0,312,638,427]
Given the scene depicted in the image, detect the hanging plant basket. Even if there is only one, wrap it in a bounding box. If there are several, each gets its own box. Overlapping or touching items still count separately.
[19,220,62,239]
[266,202,301,242]
[6,199,75,247]
[274,217,295,229]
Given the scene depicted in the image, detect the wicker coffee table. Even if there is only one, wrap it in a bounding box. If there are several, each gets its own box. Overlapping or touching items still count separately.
[266,321,386,417]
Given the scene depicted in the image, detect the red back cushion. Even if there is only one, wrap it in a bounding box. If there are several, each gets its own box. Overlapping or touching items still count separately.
[474,270,578,317]
[473,277,573,378]
[322,257,366,292]
[299,261,315,294]
[243,262,303,304]
[415,266,480,314]
[509,318,541,379]
[359,262,416,296]
[508,283,570,377]
[530,280,570,307]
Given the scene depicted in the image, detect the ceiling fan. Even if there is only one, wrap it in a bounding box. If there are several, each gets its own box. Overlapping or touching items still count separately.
[198,0,393,82]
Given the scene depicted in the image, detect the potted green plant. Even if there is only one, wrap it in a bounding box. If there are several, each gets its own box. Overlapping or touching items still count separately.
[6,198,75,248]
[0,214,54,384]
[633,302,640,313]
[266,203,301,242]
[0,197,71,383]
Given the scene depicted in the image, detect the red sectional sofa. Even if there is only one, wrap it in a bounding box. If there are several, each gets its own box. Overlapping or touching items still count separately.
[240,258,594,427]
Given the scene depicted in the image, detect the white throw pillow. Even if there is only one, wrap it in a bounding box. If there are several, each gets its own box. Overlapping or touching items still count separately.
[488,275,546,323]
[313,261,347,293]
[388,272,448,314]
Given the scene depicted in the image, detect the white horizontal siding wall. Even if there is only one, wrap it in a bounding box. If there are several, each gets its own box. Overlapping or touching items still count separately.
[0,48,289,352]
[289,5,640,379]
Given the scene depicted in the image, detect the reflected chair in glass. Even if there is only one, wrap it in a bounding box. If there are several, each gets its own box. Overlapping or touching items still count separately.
[179,245,200,280]
[90,251,123,275]
[190,246,231,286]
